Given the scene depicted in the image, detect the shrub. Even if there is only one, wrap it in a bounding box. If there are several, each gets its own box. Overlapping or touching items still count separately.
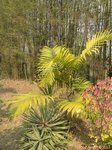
[82,77,112,145]
[20,105,69,150]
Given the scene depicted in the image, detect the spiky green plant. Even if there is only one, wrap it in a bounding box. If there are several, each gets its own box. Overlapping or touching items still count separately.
[7,30,112,117]
[20,105,69,150]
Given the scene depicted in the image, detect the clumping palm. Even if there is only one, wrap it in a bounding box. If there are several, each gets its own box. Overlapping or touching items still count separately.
[6,30,112,149]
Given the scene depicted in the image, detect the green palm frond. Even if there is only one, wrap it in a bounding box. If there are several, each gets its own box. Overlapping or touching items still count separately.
[54,46,75,70]
[38,46,56,87]
[38,46,75,87]
[7,92,53,117]
[76,30,112,64]
[72,78,90,92]
[59,95,84,117]
[38,46,55,87]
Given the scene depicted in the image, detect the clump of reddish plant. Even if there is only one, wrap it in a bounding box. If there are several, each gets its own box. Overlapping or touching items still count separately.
[82,77,112,145]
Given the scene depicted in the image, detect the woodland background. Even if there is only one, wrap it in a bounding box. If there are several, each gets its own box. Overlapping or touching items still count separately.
[0,0,112,82]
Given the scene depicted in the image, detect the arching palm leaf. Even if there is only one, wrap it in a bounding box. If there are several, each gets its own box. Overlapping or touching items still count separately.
[59,95,84,117]
[76,30,112,65]
[72,78,90,92]
[38,46,75,87]
[38,46,56,87]
[7,92,53,117]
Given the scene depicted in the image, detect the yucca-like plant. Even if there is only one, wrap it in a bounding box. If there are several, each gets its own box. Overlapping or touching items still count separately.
[20,105,69,150]
[7,30,112,117]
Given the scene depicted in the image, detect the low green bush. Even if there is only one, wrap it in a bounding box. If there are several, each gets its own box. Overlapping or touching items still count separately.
[82,77,112,146]
[20,105,69,150]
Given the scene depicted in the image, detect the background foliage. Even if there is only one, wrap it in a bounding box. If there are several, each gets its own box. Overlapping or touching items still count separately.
[0,0,112,81]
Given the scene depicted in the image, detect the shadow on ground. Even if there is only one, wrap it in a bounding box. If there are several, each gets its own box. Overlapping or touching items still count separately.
[71,118,92,145]
[0,107,23,150]
[0,79,40,150]
[0,87,17,94]
[0,127,23,150]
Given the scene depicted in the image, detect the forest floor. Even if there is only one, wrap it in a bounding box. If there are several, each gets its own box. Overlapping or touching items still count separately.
[0,79,90,150]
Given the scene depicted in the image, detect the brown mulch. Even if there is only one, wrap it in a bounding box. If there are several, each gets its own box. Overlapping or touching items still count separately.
[0,79,39,150]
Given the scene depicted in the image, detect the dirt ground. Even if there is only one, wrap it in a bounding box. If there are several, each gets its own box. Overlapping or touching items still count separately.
[0,79,39,150]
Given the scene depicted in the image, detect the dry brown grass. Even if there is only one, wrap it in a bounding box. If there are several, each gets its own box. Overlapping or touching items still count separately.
[0,79,39,150]
[0,79,39,101]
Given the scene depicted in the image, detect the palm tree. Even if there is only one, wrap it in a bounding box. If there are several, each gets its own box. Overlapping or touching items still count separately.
[7,30,112,117]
